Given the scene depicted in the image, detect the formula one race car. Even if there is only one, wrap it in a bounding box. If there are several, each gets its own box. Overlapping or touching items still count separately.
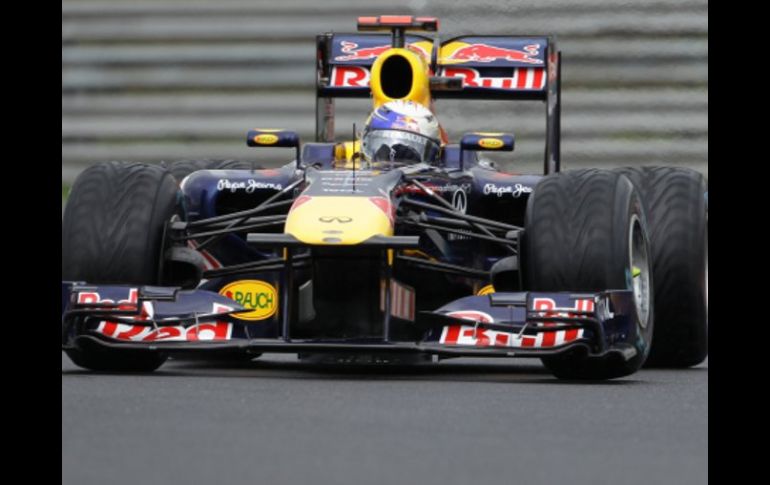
[61,16,708,379]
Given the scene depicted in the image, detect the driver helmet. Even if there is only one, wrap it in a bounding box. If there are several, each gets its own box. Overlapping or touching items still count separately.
[361,100,441,165]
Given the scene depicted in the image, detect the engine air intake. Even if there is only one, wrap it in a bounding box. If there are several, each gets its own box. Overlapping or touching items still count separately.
[379,55,413,99]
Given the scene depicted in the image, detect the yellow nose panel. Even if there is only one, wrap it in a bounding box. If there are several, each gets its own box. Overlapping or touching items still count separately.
[285,196,393,245]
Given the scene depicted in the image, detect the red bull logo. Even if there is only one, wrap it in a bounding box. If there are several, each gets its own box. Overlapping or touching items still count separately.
[335,41,431,62]
[392,115,420,131]
[442,43,543,65]
[336,42,390,61]
[439,67,546,91]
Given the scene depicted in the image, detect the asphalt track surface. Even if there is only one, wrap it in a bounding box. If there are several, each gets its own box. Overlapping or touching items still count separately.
[62,353,707,485]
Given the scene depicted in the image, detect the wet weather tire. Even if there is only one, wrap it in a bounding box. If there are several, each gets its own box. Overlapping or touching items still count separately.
[613,167,708,367]
[523,169,654,380]
[62,161,179,372]
[166,159,261,183]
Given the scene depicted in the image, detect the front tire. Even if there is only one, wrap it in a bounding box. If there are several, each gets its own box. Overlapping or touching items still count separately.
[613,166,708,367]
[523,169,654,379]
[62,161,179,372]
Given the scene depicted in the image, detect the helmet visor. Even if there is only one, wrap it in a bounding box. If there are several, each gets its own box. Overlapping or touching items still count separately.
[362,130,440,165]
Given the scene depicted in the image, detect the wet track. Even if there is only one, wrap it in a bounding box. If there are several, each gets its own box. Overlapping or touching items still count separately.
[62,353,707,485]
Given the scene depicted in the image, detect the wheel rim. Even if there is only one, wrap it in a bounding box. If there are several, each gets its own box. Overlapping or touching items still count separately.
[629,215,651,329]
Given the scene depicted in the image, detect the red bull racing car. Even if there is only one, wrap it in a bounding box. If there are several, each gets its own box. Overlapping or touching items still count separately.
[61,16,708,379]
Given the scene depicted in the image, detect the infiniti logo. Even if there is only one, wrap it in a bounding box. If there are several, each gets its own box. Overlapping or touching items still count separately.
[319,216,353,223]
[452,189,468,214]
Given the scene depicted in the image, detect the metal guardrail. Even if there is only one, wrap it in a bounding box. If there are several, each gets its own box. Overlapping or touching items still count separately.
[61,0,708,183]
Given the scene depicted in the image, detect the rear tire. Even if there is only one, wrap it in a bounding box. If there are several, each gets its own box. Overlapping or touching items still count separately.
[613,166,708,367]
[165,159,261,183]
[523,169,654,380]
[62,161,179,372]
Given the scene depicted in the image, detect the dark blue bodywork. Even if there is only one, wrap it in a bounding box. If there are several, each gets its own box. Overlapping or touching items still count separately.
[61,149,644,364]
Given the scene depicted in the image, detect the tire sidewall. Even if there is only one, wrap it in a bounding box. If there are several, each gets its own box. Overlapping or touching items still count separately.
[615,176,654,367]
[612,166,708,367]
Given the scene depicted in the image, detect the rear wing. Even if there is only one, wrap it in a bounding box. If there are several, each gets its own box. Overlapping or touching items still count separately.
[315,30,562,174]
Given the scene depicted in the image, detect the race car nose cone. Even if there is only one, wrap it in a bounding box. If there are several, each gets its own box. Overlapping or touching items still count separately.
[285,196,394,245]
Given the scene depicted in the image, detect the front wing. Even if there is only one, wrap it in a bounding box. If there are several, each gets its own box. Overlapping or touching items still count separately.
[62,283,643,363]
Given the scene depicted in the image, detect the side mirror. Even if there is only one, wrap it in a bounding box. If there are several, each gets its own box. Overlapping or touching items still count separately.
[247,129,301,167]
[459,132,515,170]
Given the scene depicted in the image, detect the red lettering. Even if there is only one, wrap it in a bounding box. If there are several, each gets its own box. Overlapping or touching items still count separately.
[144,327,182,341]
[332,66,369,87]
[100,322,118,337]
[533,298,555,312]
[564,328,579,342]
[116,325,146,340]
[187,323,231,342]
[462,327,490,347]
[516,68,529,89]
[77,292,100,304]
[541,329,556,347]
[532,68,544,89]
[442,325,461,345]
[521,337,536,347]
